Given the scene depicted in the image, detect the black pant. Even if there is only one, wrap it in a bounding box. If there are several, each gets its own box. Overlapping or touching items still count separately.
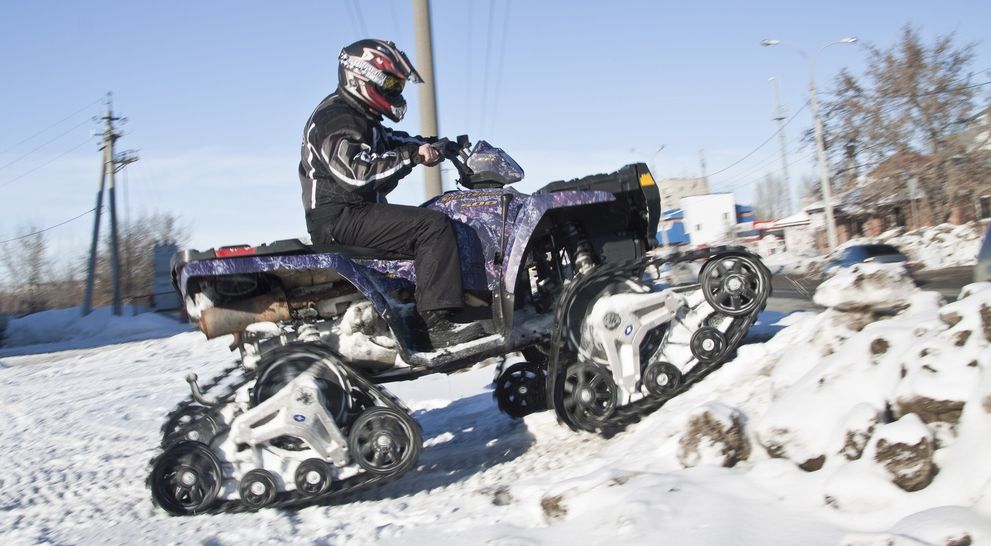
[310,203,464,312]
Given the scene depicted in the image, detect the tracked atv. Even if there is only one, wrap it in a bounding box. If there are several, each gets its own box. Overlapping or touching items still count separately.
[149,136,771,515]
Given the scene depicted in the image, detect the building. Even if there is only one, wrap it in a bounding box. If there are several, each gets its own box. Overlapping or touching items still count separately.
[658,176,710,210]
[658,193,754,247]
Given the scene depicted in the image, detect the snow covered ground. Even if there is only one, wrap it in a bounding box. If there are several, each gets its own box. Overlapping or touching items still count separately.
[2,273,991,545]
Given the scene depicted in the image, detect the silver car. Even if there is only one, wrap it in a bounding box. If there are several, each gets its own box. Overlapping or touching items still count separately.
[977,224,991,282]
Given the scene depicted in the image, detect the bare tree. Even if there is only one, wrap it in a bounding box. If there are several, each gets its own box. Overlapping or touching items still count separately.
[798,174,821,208]
[90,211,190,308]
[0,225,53,314]
[755,174,791,220]
[821,25,991,222]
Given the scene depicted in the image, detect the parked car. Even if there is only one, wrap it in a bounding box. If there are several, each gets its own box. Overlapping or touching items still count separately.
[819,243,915,278]
[976,224,991,283]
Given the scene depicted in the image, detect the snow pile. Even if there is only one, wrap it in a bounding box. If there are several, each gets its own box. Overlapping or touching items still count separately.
[0,306,189,353]
[812,262,919,311]
[843,221,987,270]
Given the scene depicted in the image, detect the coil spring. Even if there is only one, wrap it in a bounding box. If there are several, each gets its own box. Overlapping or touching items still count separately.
[563,223,595,274]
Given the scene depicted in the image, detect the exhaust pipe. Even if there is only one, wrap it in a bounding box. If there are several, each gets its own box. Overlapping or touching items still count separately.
[198,293,291,339]
[195,282,360,339]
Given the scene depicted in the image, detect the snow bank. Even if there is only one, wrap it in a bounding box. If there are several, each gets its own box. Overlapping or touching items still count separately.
[813,262,919,311]
[841,221,987,270]
[763,221,987,275]
[0,305,189,354]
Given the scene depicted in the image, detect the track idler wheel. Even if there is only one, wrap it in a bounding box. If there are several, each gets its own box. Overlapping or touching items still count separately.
[690,327,728,363]
[149,441,223,516]
[642,361,683,397]
[348,407,422,476]
[560,362,618,432]
[294,458,333,497]
[494,362,547,419]
[238,469,278,509]
[700,254,768,317]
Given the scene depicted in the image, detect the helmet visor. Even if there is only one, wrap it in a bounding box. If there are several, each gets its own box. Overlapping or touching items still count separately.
[381,74,405,98]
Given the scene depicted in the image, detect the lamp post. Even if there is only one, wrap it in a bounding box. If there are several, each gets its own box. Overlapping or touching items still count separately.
[761,37,857,250]
[649,145,669,247]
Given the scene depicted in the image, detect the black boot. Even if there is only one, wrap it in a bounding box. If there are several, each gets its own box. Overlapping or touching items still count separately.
[422,310,485,350]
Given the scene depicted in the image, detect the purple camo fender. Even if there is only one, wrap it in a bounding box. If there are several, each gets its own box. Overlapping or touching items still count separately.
[178,253,410,315]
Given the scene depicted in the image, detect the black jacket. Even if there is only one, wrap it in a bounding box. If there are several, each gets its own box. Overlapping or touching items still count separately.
[299,91,427,231]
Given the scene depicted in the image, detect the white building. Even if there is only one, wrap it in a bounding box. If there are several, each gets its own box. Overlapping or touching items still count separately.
[680,193,737,246]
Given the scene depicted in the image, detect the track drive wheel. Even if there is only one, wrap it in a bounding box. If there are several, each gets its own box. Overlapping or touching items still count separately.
[559,362,618,432]
[494,362,547,419]
[642,361,683,397]
[238,469,278,509]
[700,254,768,316]
[149,441,223,516]
[252,343,352,424]
[348,407,422,476]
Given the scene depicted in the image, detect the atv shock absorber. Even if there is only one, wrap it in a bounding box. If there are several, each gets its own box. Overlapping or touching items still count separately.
[563,222,595,274]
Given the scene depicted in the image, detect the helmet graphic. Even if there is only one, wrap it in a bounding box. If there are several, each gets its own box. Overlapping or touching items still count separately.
[338,39,423,122]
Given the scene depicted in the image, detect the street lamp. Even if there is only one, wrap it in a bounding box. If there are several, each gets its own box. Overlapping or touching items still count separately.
[762,37,857,250]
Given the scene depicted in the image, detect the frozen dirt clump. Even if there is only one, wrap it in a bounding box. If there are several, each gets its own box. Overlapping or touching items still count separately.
[871,414,936,492]
[676,402,750,468]
[836,403,883,461]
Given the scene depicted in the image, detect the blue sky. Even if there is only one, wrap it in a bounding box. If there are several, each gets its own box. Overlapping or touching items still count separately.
[1,0,989,257]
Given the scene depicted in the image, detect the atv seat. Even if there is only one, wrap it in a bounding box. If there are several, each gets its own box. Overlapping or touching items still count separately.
[249,238,413,260]
[309,241,412,261]
[174,238,412,265]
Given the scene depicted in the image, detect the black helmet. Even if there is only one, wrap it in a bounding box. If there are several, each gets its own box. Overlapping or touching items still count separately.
[338,39,422,122]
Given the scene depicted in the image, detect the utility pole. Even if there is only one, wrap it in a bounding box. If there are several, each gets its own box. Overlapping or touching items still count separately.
[698,149,709,192]
[809,80,839,249]
[412,0,442,198]
[769,76,793,214]
[761,37,856,251]
[82,93,137,316]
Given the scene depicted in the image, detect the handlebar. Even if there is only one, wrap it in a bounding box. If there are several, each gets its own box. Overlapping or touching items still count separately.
[429,135,474,185]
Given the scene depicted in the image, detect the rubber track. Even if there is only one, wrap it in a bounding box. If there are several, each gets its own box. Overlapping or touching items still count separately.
[149,355,418,515]
[546,246,772,437]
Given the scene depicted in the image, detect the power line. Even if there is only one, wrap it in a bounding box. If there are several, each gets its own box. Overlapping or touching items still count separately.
[465,1,473,133]
[479,0,496,136]
[719,149,818,194]
[0,116,95,172]
[0,207,97,244]
[708,101,809,178]
[0,96,102,155]
[343,1,362,40]
[389,0,404,45]
[350,0,368,37]
[838,80,991,102]
[487,0,512,139]
[0,136,97,191]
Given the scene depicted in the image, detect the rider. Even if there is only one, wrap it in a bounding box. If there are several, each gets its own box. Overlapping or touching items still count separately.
[298,38,483,349]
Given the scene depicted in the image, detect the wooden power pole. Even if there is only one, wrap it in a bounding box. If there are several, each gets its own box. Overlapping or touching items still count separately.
[412,0,442,198]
